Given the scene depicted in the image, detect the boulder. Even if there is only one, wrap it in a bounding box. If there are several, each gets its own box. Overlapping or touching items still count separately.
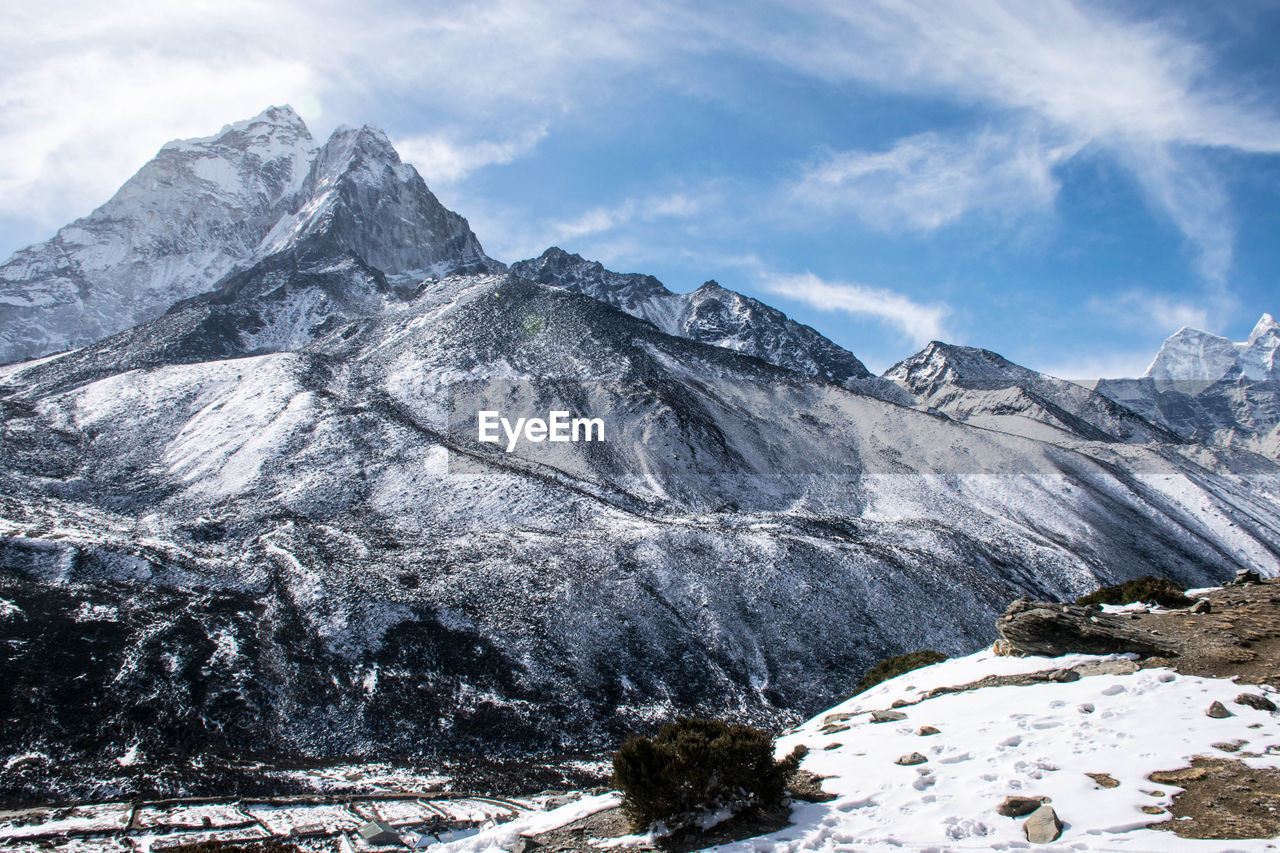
[996,597,1179,658]
[1235,693,1277,712]
[895,752,928,766]
[1023,804,1063,843]
[870,710,907,723]
[918,725,941,736]
[1206,701,1232,718]
[998,795,1049,817]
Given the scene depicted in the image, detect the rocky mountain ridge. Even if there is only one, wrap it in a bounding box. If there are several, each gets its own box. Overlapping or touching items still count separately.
[511,248,872,386]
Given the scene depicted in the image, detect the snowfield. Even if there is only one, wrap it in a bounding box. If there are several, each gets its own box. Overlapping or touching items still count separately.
[753,651,1280,852]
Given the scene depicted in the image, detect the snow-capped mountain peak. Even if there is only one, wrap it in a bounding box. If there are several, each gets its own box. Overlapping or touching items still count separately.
[1248,312,1279,346]
[0,105,317,364]
[885,341,1178,445]
[1143,314,1279,385]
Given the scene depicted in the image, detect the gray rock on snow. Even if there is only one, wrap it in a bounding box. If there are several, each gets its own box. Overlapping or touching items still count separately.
[1023,804,1063,843]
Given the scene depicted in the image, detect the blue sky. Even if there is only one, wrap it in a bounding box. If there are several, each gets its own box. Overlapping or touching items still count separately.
[3,1,1279,375]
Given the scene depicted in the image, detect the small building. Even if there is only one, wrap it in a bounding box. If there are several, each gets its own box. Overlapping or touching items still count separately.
[358,818,402,846]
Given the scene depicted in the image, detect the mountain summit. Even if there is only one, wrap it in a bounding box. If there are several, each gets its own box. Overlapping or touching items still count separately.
[1144,314,1280,385]
[0,107,501,364]
[1093,315,1280,459]
[256,123,500,280]
[0,106,317,363]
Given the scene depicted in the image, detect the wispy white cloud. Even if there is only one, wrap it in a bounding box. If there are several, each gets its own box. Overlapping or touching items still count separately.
[0,0,668,228]
[548,192,705,242]
[762,270,951,346]
[394,124,549,184]
[458,189,709,264]
[1035,350,1161,382]
[1087,291,1214,335]
[792,126,1077,232]
[744,0,1280,282]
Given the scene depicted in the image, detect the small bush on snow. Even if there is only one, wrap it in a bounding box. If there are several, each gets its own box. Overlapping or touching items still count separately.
[1074,575,1190,609]
[611,718,801,832]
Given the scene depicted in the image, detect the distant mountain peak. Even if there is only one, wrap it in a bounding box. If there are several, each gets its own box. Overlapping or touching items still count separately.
[1249,312,1279,345]
[510,250,871,383]
[1143,316,1279,384]
[886,340,1177,445]
[161,104,311,155]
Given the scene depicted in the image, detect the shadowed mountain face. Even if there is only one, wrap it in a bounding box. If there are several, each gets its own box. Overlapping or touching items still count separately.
[1,108,1279,802]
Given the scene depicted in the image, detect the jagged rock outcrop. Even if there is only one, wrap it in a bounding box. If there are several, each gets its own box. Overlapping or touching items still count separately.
[995,598,1180,658]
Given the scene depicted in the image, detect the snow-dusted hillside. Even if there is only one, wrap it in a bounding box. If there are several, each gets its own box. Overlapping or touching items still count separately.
[3,270,1280,798]
[454,643,1280,852]
[511,248,871,385]
[756,644,1280,851]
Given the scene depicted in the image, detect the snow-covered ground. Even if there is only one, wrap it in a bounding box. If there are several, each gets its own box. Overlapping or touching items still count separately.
[445,649,1280,852]
[752,651,1280,851]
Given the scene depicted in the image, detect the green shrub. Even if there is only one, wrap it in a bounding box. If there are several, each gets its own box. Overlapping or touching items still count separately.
[855,649,946,694]
[1074,576,1190,609]
[611,718,801,831]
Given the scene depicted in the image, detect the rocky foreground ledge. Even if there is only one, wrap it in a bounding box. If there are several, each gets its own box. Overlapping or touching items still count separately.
[997,572,1280,689]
